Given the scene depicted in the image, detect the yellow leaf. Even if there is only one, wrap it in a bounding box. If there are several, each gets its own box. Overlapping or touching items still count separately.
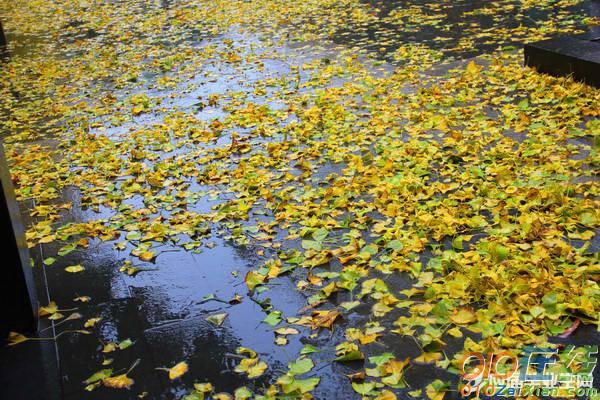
[375,390,397,400]
[84,317,102,328]
[102,374,134,389]
[275,336,288,346]
[65,265,85,273]
[38,301,58,317]
[48,312,64,320]
[449,308,476,325]
[414,352,443,364]
[194,382,213,393]
[447,327,463,338]
[234,357,257,374]
[102,343,117,353]
[311,309,340,330]
[466,60,480,75]
[246,361,267,378]
[139,251,155,261]
[168,361,189,380]
[274,327,299,335]
[7,331,29,346]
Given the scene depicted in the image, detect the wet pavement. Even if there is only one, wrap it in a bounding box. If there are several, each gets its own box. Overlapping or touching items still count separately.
[0,1,599,400]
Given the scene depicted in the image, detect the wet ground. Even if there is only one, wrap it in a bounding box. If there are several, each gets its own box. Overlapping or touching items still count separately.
[0,1,599,400]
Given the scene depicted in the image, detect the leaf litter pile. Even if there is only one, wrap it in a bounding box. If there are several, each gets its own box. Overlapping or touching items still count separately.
[1,0,599,399]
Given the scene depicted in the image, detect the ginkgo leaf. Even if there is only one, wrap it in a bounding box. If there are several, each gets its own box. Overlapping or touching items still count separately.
[376,390,398,400]
[245,271,265,292]
[288,357,314,376]
[38,301,58,317]
[236,347,257,359]
[278,375,320,394]
[449,308,477,325]
[352,381,376,395]
[168,361,189,380]
[48,312,64,320]
[228,294,243,304]
[65,265,85,273]
[84,369,113,384]
[206,313,228,326]
[263,311,282,326]
[125,231,142,241]
[414,352,442,364]
[234,387,252,400]
[139,251,155,261]
[7,332,29,346]
[275,336,288,346]
[274,327,299,335]
[311,309,340,330]
[246,360,267,378]
[102,373,134,389]
[43,257,56,266]
[300,344,320,355]
[84,317,101,328]
[425,379,448,400]
[118,338,134,350]
[102,343,117,353]
[194,382,213,393]
[335,342,365,362]
[235,357,267,378]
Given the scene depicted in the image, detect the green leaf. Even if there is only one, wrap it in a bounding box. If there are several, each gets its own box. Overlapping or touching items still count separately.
[126,231,142,241]
[234,387,253,400]
[288,357,314,376]
[295,377,321,393]
[518,99,529,110]
[43,257,56,266]
[387,239,403,251]
[201,293,216,303]
[182,393,204,400]
[84,369,112,384]
[278,375,320,394]
[340,301,360,311]
[426,379,449,400]
[300,344,320,355]
[312,228,329,242]
[206,313,228,326]
[65,264,85,273]
[335,350,364,362]
[491,243,509,262]
[530,305,544,318]
[263,311,282,327]
[301,240,322,251]
[542,291,558,314]
[368,352,394,366]
[118,338,133,350]
[58,243,76,256]
[451,236,463,250]
[352,382,376,395]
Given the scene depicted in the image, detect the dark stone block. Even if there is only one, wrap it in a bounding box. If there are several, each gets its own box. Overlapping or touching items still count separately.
[0,141,38,338]
[524,36,600,87]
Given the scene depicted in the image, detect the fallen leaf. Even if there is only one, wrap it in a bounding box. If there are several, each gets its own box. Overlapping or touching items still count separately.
[102,374,134,389]
[207,313,228,326]
[168,361,189,380]
[65,264,85,273]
